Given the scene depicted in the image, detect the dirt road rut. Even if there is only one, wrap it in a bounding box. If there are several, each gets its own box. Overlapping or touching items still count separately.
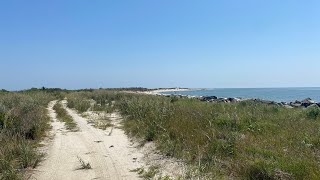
[31,101,144,180]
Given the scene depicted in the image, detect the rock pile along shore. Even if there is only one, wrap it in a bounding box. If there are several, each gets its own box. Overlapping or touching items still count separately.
[159,94,320,108]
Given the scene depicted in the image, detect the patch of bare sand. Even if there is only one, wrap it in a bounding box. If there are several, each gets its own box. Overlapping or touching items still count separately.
[83,110,188,179]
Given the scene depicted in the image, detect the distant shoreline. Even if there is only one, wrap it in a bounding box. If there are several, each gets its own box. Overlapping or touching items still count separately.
[142,88,193,95]
[141,88,320,108]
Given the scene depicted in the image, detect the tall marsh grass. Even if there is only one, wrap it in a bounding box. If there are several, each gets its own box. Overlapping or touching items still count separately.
[66,90,118,113]
[64,91,320,179]
[0,91,54,179]
[117,94,320,179]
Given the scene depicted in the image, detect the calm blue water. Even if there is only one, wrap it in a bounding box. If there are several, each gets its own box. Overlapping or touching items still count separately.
[161,88,320,102]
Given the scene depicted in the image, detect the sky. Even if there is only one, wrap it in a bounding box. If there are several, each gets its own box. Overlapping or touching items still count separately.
[0,0,319,90]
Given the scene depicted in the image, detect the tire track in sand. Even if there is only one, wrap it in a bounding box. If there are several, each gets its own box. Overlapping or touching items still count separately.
[31,101,143,180]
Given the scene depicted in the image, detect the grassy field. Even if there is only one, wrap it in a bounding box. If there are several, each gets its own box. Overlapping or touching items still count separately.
[65,90,320,179]
[119,94,320,179]
[0,90,55,179]
[5,88,318,179]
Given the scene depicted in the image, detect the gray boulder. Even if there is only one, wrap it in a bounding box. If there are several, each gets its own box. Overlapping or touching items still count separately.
[217,98,227,103]
[227,97,237,103]
[301,98,315,108]
[307,104,319,109]
[302,98,315,103]
[290,100,302,107]
[284,105,293,109]
[201,96,218,102]
[255,99,277,105]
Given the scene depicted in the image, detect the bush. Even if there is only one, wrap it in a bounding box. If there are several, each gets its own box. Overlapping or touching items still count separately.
[246,162,273,180]
[306,106,320,120]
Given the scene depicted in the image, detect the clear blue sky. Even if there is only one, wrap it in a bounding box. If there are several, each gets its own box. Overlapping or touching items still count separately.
[1,0,319,90]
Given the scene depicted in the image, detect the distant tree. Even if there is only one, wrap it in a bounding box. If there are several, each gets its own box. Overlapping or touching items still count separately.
[0,89,8,92]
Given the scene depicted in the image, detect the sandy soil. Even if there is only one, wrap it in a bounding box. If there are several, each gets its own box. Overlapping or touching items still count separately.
[31,101,186,180]
[142,88,191,95]
[31,101,144,180]
[85,110,187,179]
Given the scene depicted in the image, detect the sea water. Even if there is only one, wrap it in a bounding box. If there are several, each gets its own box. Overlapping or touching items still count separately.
[161,88,320,102]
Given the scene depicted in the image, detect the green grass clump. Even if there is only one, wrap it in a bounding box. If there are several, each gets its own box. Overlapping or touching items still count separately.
[131,166,159,179]
[0,91,55,179]
[66,92,91,113]
[53,102,78,131]
[93,119,113,130]
[305,106,320,120]
[66,90,117,113]
[77,156,92,170]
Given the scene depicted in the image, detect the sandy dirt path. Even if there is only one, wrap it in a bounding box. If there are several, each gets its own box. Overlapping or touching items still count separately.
[31,101,144,180]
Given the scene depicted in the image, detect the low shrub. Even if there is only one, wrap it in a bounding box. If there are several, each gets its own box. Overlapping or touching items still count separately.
[306,106,320,120]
